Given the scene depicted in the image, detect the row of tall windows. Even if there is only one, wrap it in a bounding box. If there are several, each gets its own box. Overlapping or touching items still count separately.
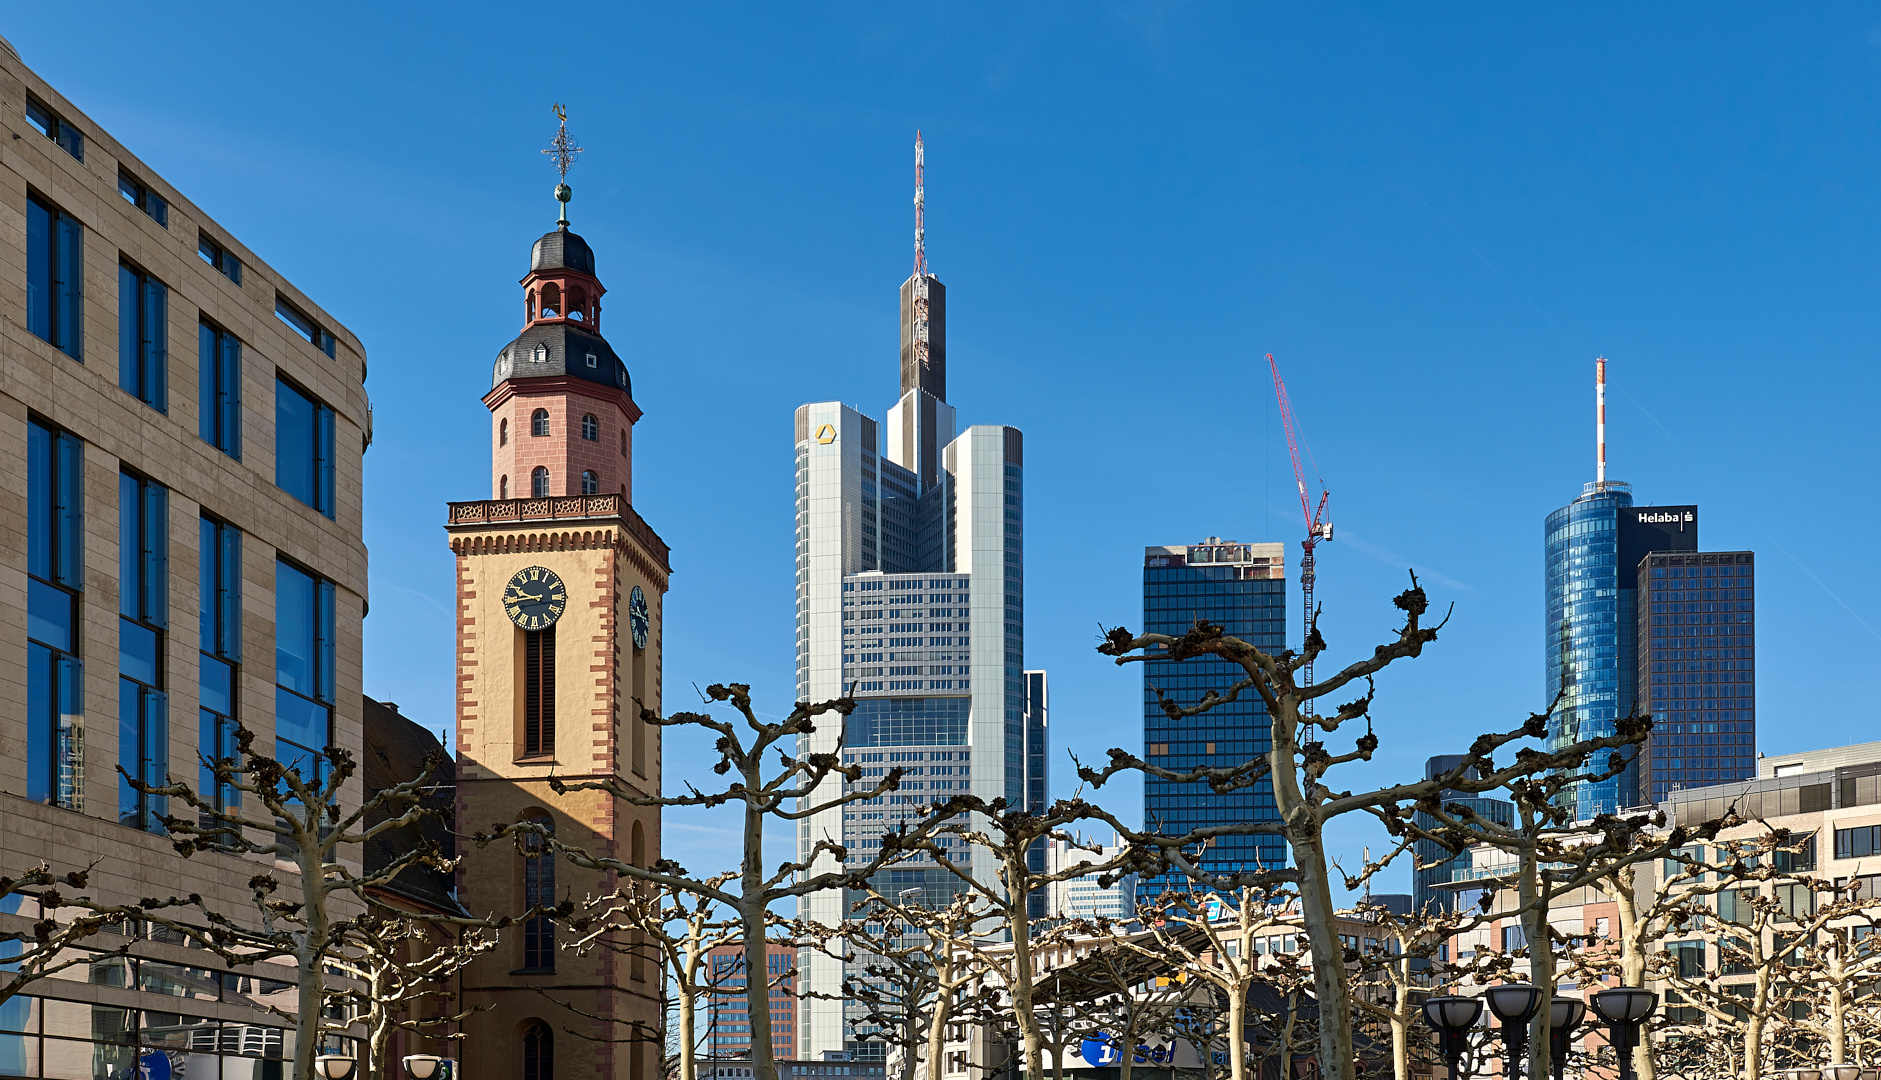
[27,418,338,819]
[28,193,337,517]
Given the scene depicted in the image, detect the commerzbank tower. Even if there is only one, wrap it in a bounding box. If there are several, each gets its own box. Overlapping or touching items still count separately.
[792,135,1045,1060]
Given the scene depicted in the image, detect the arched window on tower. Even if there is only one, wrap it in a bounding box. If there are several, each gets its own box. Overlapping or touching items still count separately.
[521,813,556,970]
[499,475,509,500]
[581,414,598,441]
[568,287,587,321]
[531,467,550,498]
[499,418,508,446]
[540,283,562,318]
[523,1020,554,1080]
[531,409,549,437]
[580,471,599,496]
[526,289,536,323]
[619,430,627,456]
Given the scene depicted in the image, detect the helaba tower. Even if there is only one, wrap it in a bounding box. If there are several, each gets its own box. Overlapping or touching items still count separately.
[1545,361,1758,816]
[793,135,1039,1060]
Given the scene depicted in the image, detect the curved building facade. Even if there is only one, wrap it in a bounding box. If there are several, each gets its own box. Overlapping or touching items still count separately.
[1544,482,1639,818]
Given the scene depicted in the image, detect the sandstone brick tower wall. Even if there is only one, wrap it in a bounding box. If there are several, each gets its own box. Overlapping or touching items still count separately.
[449,213,667,1080]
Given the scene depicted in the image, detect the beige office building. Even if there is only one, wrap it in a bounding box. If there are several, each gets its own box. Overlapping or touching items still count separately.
[0,34,369,1080]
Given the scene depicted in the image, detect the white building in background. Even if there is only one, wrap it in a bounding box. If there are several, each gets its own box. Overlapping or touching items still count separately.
[793,162,1039,1060]
[1047,834,1138,921]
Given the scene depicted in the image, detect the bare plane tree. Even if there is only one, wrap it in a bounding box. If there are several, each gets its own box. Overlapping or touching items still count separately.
[126,725,467,1080]
[1085,578,1670,1080]
[479,683,965,1080]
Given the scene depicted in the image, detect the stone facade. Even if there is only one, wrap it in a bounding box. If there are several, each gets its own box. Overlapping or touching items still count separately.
[0,35,368,1076]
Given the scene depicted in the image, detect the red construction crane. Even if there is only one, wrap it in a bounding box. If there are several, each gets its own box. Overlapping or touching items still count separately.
[1267,353,1333,688]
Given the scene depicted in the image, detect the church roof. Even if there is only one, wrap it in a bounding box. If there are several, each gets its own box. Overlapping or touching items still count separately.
[531,226,596,276]
[492,322,631,397]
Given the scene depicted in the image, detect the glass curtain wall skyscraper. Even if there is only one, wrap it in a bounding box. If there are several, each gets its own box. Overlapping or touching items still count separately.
[1140,539,1288,900]
[1637,551,1757,804]
[792,158,1033,1059]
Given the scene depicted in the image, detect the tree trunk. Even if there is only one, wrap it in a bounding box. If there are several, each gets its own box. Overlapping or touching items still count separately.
[1519,844,1555,1080]
[1006,877,1043,1080]
[1289,832,1355,1080]
[296,837,329,1080]
[924,974,951,1080]
[678,976,698,1080]
[1827,946,1847,1065]
[742,787,777,1080]
[1388,958,1410,1080]
[1610,863,1656,1080]
[1227,981,1246,1080]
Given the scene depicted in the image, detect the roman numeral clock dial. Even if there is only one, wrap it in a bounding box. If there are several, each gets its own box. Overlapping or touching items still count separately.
[503,566,567,630]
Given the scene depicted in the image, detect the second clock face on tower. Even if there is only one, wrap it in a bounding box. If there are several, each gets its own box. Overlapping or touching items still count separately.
[504,566,567,630]
[628,585,650,650]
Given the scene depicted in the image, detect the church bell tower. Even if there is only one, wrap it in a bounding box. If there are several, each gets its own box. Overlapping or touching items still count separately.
[446,110,668,1080]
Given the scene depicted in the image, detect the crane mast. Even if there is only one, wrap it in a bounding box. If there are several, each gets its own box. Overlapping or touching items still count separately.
[1267,354,1333,689]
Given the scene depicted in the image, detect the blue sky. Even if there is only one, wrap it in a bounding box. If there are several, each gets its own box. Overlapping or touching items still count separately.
[17,5,1881,900]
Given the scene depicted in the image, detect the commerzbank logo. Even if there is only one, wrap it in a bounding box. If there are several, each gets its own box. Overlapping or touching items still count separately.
[1636,511,1694,524]
[814,423,837,445]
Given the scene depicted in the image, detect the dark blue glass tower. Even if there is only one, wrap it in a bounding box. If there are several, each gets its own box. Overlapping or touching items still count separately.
[1637,551,1757,804]
[1141,538,1289,900]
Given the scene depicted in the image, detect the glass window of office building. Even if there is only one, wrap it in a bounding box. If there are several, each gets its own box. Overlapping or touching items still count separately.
[1140,538,1289,899]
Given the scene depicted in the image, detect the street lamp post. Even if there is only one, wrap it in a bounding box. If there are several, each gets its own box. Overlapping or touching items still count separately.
[1421,994,1484,1079]
[1485,984,1543,1080]
[1590,987,1657,1080]
[313,1056,358,1080]
[404,1056,456,1080]
[1546,997,1585,1080]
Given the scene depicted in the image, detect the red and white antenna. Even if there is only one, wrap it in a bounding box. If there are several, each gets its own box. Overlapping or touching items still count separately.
[1596,357,1608,486]
[913,131,927,277]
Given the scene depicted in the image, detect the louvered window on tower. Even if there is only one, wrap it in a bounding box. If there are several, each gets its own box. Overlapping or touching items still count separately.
[524,626,556,758]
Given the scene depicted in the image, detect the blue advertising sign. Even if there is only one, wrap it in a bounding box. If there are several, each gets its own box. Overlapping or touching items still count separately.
[1079,1037,1122,1066]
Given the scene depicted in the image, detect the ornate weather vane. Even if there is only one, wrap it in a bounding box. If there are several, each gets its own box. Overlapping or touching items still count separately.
[542,104,583,226]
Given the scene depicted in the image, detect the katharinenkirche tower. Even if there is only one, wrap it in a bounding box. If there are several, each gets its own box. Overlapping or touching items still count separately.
[448,113,669,1080]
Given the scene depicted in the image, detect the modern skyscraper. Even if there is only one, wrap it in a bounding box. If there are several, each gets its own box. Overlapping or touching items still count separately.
[448,164,669,1080]
[1545,360,1754,816]
[793,136,1035,1060]
[1411,755,1514,914]
[1140,539,1289,900]
[1636,551,1757,805]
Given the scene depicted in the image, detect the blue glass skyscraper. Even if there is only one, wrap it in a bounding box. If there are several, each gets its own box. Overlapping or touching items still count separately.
[1141,538,1289,900]
[1545,483,1701,817]
[1545,482,1639,818]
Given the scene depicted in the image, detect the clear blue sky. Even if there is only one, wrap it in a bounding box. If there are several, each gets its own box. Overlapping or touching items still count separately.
[17,5,1881,900]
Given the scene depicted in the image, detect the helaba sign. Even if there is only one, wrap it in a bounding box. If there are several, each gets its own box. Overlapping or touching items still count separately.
[1635,511,1694,525]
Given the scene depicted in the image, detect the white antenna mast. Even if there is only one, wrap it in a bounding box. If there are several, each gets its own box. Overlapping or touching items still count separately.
[1596,357,1608,486]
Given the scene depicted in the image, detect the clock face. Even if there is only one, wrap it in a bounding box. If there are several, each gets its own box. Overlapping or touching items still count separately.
[628,585,650,650]
[504,566,567,630]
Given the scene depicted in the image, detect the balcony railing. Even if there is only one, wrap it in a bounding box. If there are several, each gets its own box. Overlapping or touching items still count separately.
[446,493,669,567]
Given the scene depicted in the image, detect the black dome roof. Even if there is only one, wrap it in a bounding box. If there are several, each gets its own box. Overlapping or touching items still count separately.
[531,227,595,276]
[492,323,630,397]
